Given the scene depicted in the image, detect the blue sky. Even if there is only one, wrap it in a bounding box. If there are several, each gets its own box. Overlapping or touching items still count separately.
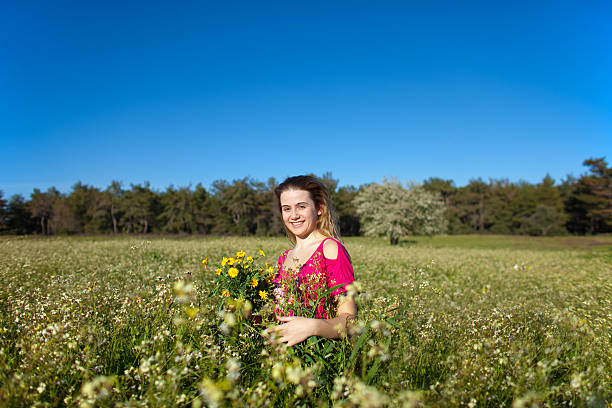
[1,1,610,198]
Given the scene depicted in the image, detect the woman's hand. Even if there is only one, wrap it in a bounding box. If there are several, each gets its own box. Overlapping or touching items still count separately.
[266,315,317,347]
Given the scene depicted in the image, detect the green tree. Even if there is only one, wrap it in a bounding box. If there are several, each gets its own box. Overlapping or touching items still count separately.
[29,188,59,235]
[159,185,196,233]
[522,175,566,236]
[192,183,215,234]
[354,179,447,245]
[423,178,460,233]
[566,158,612,234]
[319,172,339,197]
[0,191,6,233]
[522,204,566,236]
[4,194,36,234]
[487,179,519,234]
[121,182,159,233]
[451,179,493,233]
[104,181,124,234]
[67,182,109,233]
[251,178,280,236]
[333,185,360,236]
[48,196,79,234]
[509,181,539,233]
[209,178,259,235]
[257,177,285,237]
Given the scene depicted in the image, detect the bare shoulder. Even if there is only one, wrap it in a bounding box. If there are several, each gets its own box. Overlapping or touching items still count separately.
[322,238,339,260]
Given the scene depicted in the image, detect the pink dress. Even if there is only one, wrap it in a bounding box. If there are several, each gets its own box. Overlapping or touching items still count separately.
[274,237,355,318]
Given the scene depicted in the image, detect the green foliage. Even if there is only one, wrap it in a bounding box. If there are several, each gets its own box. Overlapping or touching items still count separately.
[158,185,199,234]
[3,195,35,234]
[355,179,447,245]
[2,159,610,236]
[333,185,361,236]
[565,157,612,234]
[522,204,567,236]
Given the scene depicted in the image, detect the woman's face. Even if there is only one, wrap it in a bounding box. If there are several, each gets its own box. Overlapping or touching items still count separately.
[279,189,321,239]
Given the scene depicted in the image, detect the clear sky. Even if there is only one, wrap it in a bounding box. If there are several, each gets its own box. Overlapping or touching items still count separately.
[1,1,610,198]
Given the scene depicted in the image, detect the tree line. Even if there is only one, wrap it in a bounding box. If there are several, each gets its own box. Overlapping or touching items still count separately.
[0,158,609,236]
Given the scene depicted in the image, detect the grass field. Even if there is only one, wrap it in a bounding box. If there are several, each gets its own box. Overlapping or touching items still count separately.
[1,235,611,407]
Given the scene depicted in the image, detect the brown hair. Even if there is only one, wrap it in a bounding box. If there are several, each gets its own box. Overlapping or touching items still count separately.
[275,175,341,245]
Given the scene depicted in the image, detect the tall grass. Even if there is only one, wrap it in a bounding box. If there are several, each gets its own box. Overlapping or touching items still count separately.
[0,236,610,407]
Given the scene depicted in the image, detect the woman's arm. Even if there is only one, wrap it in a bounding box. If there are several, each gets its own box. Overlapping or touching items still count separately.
[311,296,357,338]
[272,297,356,346]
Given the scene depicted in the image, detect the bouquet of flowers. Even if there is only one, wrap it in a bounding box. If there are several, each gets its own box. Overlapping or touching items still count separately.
[207,249,275,314]
[273,254,346,320]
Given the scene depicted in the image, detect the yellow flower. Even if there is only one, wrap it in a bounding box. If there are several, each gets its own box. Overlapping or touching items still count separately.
[227,258,235,266]
[251,278,258,288]
[185,306,199,318]
[228,267,239,278]
[266,266,274,273]
[221,290,230,297]
[222,257,229,266]
[235,259,242,264]
[259,249,265,257]
[236,250,246,258]
[202,257,208,269]
[215,268,222,275]
[246,256,254,263]
[259,290,267,300]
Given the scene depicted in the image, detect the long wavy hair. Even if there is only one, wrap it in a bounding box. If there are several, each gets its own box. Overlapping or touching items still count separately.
[274,175,341,245]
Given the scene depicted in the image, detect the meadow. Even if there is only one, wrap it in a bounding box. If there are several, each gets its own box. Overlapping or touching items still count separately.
[0,235,610,407]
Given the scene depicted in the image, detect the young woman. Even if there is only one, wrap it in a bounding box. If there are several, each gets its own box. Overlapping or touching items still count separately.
[267,175,356,347]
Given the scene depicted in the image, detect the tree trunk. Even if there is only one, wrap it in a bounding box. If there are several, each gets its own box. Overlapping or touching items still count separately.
[111,205,118,234]
[40,216,45,235]
[478,198,484,231]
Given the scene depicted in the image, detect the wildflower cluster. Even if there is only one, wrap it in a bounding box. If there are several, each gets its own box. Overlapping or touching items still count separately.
[208,249,274,312]
[273,253,342,319]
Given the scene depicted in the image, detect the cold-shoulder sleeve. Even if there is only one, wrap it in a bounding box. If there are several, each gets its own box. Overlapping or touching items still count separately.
[324,242,355,297]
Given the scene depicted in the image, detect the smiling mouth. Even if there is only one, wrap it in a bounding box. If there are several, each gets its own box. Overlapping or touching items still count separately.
[290,221,304,228]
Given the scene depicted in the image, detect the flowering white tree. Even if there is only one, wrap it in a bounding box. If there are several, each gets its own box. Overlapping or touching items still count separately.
[354,179,447,245]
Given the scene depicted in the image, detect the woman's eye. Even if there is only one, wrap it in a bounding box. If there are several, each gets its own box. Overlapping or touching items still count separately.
[299,205,306,209]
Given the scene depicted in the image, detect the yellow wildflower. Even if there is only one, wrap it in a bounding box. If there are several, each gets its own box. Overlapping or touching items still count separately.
[251,278,258,288]
[267,266,274,273]
[227,258,235,266]
[246,256,254,264]
[235,259,242,264]
[215,268,222,275]
[185,306,199,318]
[259,290,267,300]
[222,257,229,266]
[222,290,230,297]
[228,267,239,278]
[236,250,246,258]
[259,249,265,257]
[202,257,208,269]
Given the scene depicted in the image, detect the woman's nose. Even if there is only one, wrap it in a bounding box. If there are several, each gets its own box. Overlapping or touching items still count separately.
[290,208,299,218]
